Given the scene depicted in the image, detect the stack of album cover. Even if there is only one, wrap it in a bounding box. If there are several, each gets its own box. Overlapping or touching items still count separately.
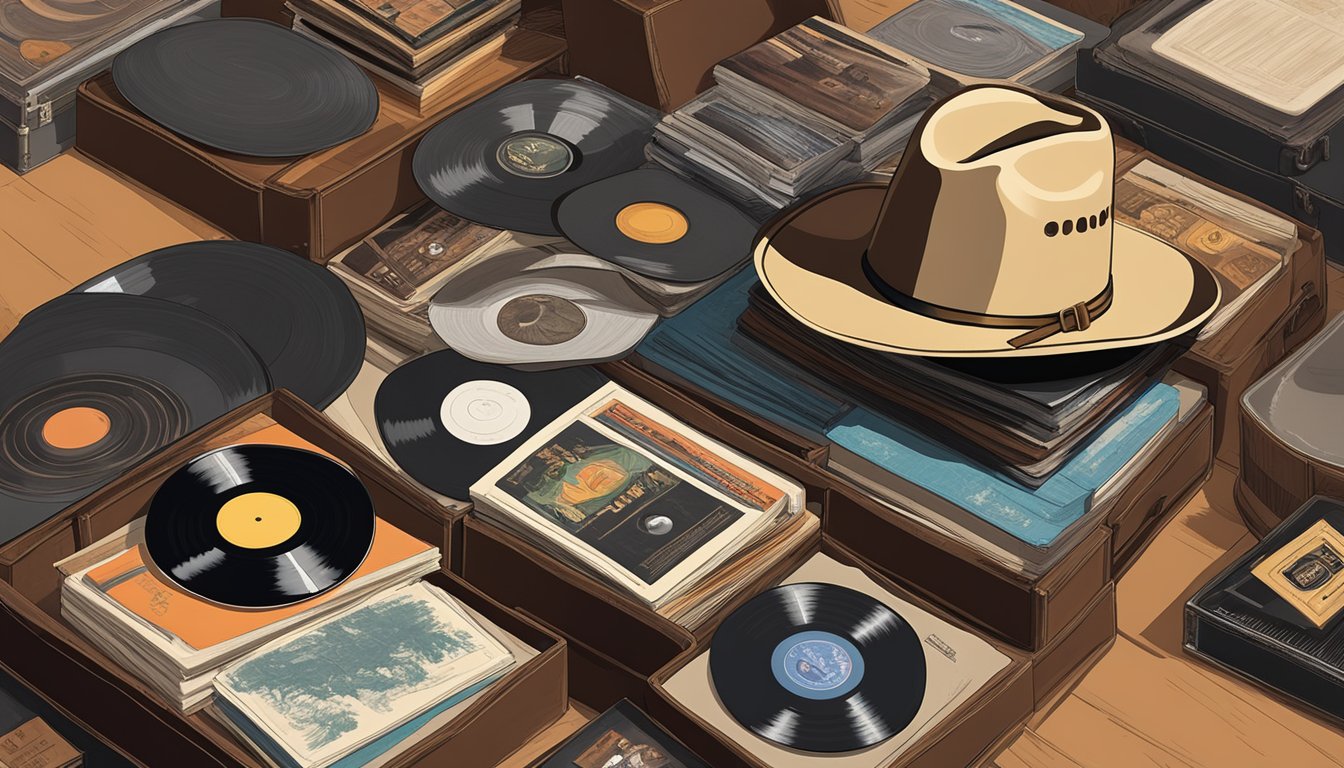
[470,382,818,629]
[1094,0,1344,143]
[649,16,936,215]
[866,0,1088,92]
[210,582,519,768]
[630,269,1198,576]
[285,0,521,107]
[60,517,441,712]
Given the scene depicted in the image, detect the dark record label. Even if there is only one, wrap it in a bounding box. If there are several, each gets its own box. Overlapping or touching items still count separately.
[771,630,864,700]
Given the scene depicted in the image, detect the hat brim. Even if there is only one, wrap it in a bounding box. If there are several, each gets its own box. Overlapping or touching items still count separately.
[755,183,1222,358]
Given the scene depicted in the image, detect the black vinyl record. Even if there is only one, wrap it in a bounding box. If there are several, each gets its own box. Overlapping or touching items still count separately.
[0,294,272,546]
[144,444,376,608]
[112,18,379,157]
[555,168,759,284]
[709,583,927,753]
[374,348,608,498]
[412,79,657,235]
[73,240,365,409]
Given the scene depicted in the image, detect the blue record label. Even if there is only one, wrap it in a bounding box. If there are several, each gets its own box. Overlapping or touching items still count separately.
[770,630,865,700]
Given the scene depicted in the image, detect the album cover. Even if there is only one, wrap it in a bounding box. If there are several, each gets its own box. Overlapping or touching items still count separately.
[540,700,707,768]
[334,0,500,47]
[495,422,744,585]
[0,0,183,85]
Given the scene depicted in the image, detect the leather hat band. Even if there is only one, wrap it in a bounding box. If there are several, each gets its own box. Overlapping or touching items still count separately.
[860,251,1114,349]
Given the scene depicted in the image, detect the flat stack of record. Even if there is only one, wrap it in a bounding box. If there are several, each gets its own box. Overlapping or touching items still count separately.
[112,18,379,157]
[411,77,760,370]
[286,0,521,108]
[60,442,442,711]
[0,239,365,546]
[648,16,935,216]
[661,553,1011,765]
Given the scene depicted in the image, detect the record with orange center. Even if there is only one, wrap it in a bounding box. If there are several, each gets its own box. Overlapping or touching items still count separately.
[0,294,271,547]
[144,444,375,609]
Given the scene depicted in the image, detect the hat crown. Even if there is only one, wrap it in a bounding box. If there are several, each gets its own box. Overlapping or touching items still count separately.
[866,86,1115,320]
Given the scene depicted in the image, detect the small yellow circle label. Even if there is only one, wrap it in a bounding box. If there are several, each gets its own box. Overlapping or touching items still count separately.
[216,492,302,550]
[42,406,111,450]
[615,202,689,244]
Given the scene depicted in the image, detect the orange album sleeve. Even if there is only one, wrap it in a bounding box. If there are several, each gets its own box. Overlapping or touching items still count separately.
[84,518,431,650]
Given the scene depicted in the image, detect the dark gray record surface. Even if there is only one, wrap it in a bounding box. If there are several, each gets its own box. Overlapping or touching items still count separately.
[868,0,1058,80]
[112,18,379,157]
[555,168,759,283]
[0,294,271,547]
[74,240,366,409]
[413,79,657,235]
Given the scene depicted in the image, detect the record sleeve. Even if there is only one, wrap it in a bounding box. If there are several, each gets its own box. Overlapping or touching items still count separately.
[374,349,608,498]
[77,240,365,409]
[539,699,708,767]
[0,294,271,546]
[413,78,658,235]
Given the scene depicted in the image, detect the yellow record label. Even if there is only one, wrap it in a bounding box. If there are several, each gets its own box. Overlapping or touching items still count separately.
[216,492,302,550]
[615,202,689,244]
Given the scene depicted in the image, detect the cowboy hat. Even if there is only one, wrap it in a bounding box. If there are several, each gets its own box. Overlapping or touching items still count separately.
[753,84,1220,357]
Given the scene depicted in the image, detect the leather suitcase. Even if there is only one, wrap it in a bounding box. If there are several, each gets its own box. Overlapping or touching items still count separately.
[645,536,1036,768]
[559,0,832,111]
[0,392,566,766]
[1236,314,1344,538]
[74,25,566,263]
[459,511,820,711]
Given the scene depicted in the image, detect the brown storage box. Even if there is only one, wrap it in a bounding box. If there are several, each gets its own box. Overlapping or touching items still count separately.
[603,361,1111,652]
[560,0,832,111]
[74,27,566,263]
[1109,140,1332,468]
[1105,401,1214,573]
[1038,0,1143,24]
[1028,582,1114,708]
[0,390,460,612]
[460,511,820,711]
[645,537,1034,768]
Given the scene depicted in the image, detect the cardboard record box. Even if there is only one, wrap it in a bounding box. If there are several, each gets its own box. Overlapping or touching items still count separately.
[645,537,1034,768]
[0,389,458,616]
[0,390,567,767]
[0,0,220,174]
[1237,314,1344,538]
[560,0,833,112]
[460,509,821,711]
[74,25,566,263]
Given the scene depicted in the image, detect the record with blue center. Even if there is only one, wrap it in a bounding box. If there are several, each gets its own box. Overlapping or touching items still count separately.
[709,582,926,753]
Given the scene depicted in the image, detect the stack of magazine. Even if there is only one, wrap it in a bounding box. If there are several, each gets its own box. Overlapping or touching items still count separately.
[471,382,817,628]
[211,582,518,768]
[285,0,521,107]
[1094,0,1344,142]
[649,16,935,216]
[60,517,441,712]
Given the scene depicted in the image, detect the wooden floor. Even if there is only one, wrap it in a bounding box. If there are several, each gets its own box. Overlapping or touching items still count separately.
[5,152,1344,767]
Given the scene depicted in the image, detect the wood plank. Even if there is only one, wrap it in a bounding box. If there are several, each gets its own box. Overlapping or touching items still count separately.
[829,0,917,31]
[0,160,17,188]
[496,705,592,768]
[991,728,1086,768]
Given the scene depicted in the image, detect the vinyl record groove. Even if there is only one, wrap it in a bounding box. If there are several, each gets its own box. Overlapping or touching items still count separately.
[75,240,366,409]
[413,79,657,235]
[374,349,608,498]
[144,444,375,608]
[113,18,379,156]
[710,582,926,753]
[0,294,272,545]
[555,168,759,283]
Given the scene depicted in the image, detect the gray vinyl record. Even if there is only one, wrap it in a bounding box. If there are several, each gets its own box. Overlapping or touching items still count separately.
[428,247,659,370]
[868,0,1072,80]
[112,18,379,157]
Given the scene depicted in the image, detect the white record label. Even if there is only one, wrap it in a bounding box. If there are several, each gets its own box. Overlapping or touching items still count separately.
[439,380,532,446]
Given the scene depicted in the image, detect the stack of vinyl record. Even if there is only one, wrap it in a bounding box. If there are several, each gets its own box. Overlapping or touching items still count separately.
[0,241,365,547]
[649,16,935,216]
[286,0,521,107]
[60,445,442,712]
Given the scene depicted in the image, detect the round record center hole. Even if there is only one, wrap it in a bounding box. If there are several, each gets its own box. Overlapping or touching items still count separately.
[615,202,690,245]
[642,514,674,535]
[41,406,111,450]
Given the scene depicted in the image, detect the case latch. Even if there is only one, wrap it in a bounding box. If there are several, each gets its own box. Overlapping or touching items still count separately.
[37,100,52,128]
[1286,136,1330,173]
